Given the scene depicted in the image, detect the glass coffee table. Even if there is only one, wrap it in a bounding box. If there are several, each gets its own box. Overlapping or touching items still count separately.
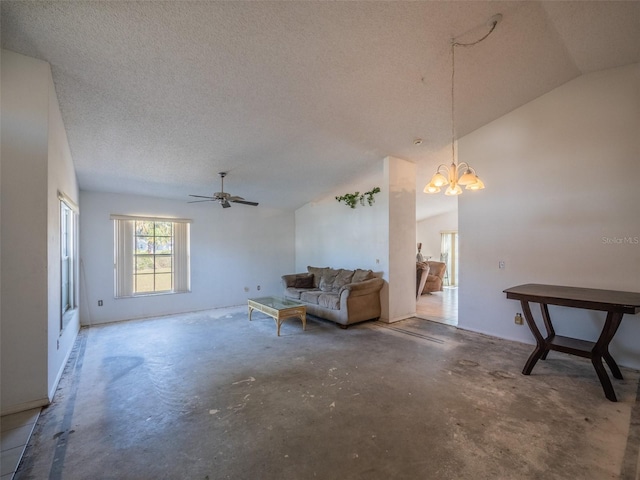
[248,296,307,336]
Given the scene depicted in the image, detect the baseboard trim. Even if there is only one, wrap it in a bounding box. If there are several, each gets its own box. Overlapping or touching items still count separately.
[379,313,415,324]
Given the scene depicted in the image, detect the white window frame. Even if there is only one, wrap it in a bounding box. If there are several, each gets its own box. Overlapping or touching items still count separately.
[59,193,78,331]
[112,215,191,298]
[440,230,458,287]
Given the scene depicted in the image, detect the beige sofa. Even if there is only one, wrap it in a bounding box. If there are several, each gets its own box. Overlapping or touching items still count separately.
[282,266,384,327]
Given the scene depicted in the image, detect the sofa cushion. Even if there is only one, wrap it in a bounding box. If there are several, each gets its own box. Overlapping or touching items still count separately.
[294,274,314,288]
[300,290,323,305]
[318,293,340,310]
[352,268,374,283]
[307,266,329,288]
[332,269,354,291]
[319,268,340,292]
[285,287,308,300]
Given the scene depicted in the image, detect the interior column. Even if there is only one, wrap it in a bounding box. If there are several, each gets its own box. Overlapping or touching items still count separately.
[380,156,417,323]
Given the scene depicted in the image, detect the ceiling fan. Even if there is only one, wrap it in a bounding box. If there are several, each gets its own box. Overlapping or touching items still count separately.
[188,172,259,208]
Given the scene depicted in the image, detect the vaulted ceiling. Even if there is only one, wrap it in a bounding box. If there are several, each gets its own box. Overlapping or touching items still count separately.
[2,1,639,219]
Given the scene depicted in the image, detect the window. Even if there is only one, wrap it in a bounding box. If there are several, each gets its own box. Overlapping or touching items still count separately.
[134,221,173,293]
[440,231,458,287]
[60,194,78,330]
[112,215,191,298]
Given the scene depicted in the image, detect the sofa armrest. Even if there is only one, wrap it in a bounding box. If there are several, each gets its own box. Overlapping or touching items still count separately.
[340,277,384,297]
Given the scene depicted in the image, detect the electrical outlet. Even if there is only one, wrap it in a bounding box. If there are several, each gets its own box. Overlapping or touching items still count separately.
[244,287,249,293]
[98,300,103,306]
[499,261,505,269]
[257,285,261,291]
[514,313,523,325]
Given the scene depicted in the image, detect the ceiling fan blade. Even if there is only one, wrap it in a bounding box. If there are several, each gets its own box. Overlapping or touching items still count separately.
[189,194,215,199]
[232,199,259,206]
[188,199,216,203]
[221,200,231,208]
[228,195,245,201]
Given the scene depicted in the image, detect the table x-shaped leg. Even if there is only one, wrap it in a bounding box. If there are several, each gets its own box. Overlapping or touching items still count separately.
[592,311,624,401]
[520,300,550,375]
[520,299,625,402]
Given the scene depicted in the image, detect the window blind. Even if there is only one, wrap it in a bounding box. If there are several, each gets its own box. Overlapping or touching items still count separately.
[113,216,191,297]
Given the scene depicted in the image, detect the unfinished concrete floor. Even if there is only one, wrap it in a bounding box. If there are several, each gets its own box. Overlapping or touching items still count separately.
[16,307,640,479]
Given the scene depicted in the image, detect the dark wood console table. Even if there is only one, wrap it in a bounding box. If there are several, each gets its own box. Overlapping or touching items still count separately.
[503,284,640,402]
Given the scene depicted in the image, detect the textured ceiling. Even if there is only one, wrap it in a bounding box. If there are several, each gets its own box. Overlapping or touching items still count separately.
[2,1,639,219]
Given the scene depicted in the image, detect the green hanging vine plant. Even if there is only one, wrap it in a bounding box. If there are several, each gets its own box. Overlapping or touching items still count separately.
[336,187,381,208]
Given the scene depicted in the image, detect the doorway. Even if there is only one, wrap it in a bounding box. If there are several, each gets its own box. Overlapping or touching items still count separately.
[416,216,459,326]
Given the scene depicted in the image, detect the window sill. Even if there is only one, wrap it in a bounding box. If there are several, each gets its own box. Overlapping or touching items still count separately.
[116,290,191,299]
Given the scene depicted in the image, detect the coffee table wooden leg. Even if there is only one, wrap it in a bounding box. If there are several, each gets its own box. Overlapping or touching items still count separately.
[302,313,306,331]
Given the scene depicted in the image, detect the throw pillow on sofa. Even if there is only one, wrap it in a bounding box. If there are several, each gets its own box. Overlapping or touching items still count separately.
[319,268,340,291]
[332,269,354,292]
[352,268,374,283]
[294,274,314,288]
[307,266,329,288]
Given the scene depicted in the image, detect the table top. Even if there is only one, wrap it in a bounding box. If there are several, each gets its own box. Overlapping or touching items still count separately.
[248,296,304,310]
[504,284,640,314]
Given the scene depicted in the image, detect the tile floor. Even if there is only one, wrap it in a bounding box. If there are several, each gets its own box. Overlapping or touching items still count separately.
[1,408,40,480]
[416,285,458,325]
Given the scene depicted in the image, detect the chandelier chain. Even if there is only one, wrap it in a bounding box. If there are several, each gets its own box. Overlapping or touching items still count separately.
[451,41,456,170]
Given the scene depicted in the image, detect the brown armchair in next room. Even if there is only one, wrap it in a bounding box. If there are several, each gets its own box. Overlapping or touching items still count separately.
[417,261,446,295]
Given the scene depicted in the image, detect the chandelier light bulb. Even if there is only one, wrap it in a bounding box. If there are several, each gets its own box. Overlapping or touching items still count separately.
[431,172,449,187]
[445,184,462,196]
[424,183,441,194]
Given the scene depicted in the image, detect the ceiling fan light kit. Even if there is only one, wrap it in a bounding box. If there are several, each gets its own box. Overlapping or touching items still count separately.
[424,14,501,196]
[188,172,259,208]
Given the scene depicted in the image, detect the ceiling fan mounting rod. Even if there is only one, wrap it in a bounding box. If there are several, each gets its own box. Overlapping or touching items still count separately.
[219,172,227,193]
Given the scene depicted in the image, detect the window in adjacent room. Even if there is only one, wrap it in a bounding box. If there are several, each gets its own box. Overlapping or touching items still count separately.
[440,231,458,287]
[112,215,191,298]
[60,194,78,331]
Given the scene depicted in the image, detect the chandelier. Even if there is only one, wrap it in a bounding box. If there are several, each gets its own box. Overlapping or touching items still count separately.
[424,14,502,196]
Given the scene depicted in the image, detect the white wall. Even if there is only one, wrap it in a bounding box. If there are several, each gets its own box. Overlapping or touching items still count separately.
[2,51,51,413]
[1,50,80,414]
[294,165,386,274]
[458,64,640,368]
[79,191,294,325]
[416,209,458,261]
[47,70,80,400]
